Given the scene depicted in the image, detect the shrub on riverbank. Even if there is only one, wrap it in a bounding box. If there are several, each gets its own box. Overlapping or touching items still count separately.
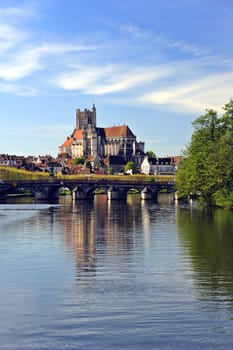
[0,166,174,183]
[0,166,49,181]
[57,174,174,183]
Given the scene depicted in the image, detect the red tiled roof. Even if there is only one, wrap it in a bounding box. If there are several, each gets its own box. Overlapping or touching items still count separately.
[104,125,133,138]
[86,156,97,162]
[60,129,83,148]
[73,129,83,139]
[167,156,182,165]
[61,137,73,148]
[172,156,182,165]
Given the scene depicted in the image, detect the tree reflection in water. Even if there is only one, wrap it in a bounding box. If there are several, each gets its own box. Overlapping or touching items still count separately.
[177,206,233,309]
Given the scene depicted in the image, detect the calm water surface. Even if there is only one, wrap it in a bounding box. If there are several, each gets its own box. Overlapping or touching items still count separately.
[0,195,233,349]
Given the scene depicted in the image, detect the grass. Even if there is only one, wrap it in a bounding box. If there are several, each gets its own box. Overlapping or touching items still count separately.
[0,166,49,181]
[58,174,175,183]
[0,166,175,183]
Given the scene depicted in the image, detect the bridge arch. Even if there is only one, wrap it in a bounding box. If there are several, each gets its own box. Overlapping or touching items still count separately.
[0,178,176,201]
[116,186,141,200]
[72,184,109,200]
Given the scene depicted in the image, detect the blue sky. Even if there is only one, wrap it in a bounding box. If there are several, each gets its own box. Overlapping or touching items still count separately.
[0,0,232,156]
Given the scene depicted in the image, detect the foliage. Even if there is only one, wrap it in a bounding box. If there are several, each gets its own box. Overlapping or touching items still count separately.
[124,161,135,173]
[73,157,85,165]
[148,176,155,182]
[57,174,174,183]
[127,188,139,194]
[176,99,233,208]
[0,166,49,181]
[58,188,72,195]
[107,167,113,175]
[0,167,175,183]
[146,150,156,158]
[93,189,106,194]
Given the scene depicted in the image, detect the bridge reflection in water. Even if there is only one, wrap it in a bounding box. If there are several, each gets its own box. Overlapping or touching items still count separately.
[0,178,175,201]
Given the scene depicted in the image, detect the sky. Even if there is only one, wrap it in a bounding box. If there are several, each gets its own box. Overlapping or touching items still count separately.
[0,0,233,157]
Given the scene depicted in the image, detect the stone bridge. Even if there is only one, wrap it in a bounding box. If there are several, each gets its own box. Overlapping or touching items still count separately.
[0,178,176,201]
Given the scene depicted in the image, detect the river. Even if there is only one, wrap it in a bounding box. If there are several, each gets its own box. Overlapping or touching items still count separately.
[0,194,233,349]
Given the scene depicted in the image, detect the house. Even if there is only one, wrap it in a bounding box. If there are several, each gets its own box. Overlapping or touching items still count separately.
[141,156,177,175]
[0,154,24,168]
[86,155,104,172]
[104,156,126,174]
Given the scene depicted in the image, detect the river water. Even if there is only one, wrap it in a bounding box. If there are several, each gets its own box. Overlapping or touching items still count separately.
[0,194,233,350]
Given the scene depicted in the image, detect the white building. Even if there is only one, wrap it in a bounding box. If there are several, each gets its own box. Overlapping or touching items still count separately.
[141,156,176,175]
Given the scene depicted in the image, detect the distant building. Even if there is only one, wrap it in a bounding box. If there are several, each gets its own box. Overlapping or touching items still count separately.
[104,155,127,174]
[59,105,145,169]
[0,154,24,168]
[141,156,177,175]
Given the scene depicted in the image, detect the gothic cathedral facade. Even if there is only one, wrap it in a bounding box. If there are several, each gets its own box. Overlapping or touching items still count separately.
[59,105,145,163]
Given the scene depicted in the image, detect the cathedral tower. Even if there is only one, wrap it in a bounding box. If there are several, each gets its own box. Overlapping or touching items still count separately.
[75,104,97,157]
[76,104,96,131]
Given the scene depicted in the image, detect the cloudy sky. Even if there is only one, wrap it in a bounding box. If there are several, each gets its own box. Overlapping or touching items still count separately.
[0,0,232,156]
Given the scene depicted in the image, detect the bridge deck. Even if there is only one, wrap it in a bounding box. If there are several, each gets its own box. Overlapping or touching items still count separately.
[0,177,175,200]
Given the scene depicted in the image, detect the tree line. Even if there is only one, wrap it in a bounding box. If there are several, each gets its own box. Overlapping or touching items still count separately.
[176,99,233,209]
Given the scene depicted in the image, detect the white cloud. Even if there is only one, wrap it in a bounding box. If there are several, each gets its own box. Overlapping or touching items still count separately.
[0,51,41,81]
[0,24,25,52]
[0,81,37,96]
[0,42,98,81]
[0,5,232,116]
[167,39,209,57]
[53,56,233,115]
[86,68,164,95]
[138,71,233,113]
[0,3,98,82]
[35,42,98,55]
[0,5,32,17]
[54,64,172,94]
[120,22,208,57]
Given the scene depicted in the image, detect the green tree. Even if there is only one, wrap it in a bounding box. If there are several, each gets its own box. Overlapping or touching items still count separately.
[73,157,85,165]
[146,150,156,158]
[176,100,233,208]
[124,161,135,173]
[107,167,113,175]
[213,99,233,207]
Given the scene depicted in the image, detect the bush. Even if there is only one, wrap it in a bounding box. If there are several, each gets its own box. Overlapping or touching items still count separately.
[0,166,49,181]
[73,157,85,165]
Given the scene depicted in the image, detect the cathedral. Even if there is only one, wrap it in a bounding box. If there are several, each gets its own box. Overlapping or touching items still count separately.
[59,105,145,167]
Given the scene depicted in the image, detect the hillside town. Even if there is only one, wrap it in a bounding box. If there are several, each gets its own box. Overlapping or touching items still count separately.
[0,105,180,175]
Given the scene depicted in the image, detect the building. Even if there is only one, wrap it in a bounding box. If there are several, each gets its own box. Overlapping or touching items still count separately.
[0,154,25,168]
[141,156,177,175]
[59,105,145,169]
